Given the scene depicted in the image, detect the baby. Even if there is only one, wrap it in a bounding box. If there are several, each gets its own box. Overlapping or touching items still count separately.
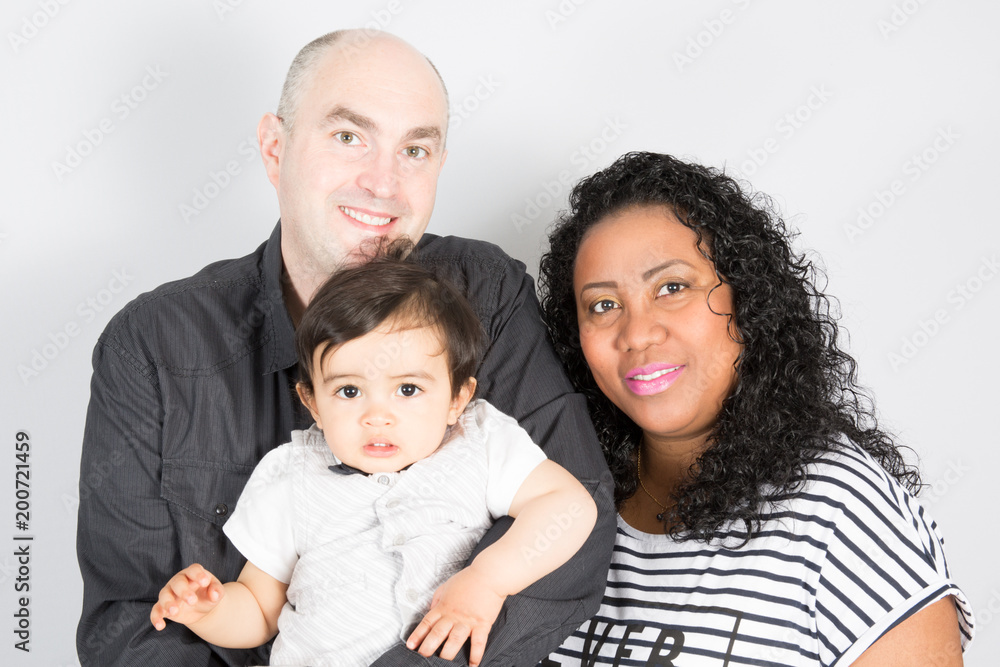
[149,240,598,667]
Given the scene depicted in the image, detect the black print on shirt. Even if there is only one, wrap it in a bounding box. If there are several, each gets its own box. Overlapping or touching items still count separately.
[541,603,743,667]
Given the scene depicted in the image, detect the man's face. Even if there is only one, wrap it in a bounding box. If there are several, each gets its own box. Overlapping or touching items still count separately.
[266,36,449,273]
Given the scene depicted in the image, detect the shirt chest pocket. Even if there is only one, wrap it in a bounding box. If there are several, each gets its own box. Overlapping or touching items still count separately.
[161,459,255,526]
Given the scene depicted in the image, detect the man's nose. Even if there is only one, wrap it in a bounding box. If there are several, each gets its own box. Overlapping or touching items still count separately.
[356,148,400,200]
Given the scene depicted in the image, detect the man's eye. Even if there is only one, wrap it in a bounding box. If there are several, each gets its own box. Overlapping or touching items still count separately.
[404,146,428,159]
[337,132,359,145]
[396,384,422,397]
[336,385,360,398]
[591,299,619,314]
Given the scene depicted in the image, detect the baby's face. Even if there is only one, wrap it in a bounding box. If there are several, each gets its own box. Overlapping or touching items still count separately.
[300,323,474,474]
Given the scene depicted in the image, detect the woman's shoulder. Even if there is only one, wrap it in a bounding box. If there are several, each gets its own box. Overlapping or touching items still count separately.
[789,443,926,532]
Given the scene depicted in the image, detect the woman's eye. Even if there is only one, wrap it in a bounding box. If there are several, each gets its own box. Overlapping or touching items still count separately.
[657,282,685,296]
[337,132,359,145]
[404,146,428,159]
[396,384,422,397]
[335,385,360,398]
[591,299,620,314]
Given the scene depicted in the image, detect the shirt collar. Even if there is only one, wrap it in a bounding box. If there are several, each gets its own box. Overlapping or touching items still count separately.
[262,221,298,374]
[328,462,367,476]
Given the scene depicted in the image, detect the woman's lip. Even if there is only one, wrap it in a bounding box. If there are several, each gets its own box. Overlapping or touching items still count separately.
[626,363,683,379]
[624,365,685,396]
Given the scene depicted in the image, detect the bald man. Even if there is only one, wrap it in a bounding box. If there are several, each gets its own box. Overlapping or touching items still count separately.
[76,30,615,667]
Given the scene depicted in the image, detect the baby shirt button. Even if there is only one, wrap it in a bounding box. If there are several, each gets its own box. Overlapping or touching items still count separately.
[393,534,406,546]
[377,475,390,485]
[214,503,228,516]
[406,589,419,603]
[386,499,400,509]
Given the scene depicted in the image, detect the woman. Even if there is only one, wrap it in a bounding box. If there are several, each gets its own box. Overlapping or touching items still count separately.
[539,152,972,666]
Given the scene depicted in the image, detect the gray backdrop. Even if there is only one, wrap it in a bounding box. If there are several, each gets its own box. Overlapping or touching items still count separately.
[3,1,998,665]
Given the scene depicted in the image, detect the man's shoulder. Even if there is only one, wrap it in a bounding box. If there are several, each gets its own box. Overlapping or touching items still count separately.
[416,233,524,272]
[415,234,529,305]
[96,239,273,365]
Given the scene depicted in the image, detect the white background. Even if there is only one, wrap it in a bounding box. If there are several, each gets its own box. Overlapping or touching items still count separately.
[3,1,998,665]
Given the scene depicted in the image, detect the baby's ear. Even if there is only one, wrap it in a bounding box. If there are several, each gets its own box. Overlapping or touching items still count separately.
[296,383,322,428]
[447,377,477,425]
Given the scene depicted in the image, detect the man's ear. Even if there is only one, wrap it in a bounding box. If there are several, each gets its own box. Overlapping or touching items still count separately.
[446,377,477,425]
[258,112,284,190]
[296,382,322,429]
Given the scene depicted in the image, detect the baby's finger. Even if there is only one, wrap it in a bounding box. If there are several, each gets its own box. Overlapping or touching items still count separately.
[469,626,489,667]
[405,611,439,650]
[417,618,455,658]
[182,563,213,588]
[438,623,471,661]
[149,603,168,631]
[166,575,199,606]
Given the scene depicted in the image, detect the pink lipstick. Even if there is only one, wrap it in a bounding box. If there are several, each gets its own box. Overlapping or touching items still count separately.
[624,363,684,396]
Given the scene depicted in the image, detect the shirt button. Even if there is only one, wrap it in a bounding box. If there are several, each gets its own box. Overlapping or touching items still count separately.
[406,589,418,603]
[377,475,390,485]
[393,534,406,546]
[214,503,228,517]
[386,499,400,509]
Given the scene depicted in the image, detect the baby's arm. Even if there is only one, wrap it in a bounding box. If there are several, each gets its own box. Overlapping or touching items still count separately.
[149,561,287,648]
[407,459,598,665]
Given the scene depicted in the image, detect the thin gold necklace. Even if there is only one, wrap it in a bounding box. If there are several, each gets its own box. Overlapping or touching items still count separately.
[637,447,667,522]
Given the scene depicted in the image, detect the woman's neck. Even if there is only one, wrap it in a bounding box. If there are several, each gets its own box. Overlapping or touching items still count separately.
[620,431,710,534]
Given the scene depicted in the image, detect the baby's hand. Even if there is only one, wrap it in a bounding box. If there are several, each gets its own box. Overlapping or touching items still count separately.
[149,563,225,631]
[406,566,506,667]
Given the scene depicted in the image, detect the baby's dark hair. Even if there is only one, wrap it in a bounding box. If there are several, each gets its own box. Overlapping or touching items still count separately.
[296,238,484,398]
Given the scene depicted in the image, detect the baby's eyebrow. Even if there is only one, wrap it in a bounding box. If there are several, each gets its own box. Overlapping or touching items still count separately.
[321,372,362,384]
[390,370,435,381]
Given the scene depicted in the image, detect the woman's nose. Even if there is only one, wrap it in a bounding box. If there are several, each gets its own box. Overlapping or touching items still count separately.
[620,307,667,352]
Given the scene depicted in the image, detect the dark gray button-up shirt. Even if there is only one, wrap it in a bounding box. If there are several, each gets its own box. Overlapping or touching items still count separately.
[76,222,614,667]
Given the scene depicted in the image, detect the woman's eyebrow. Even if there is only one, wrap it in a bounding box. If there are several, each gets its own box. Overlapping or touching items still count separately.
[578,280,617,294]
[642,258,691,281]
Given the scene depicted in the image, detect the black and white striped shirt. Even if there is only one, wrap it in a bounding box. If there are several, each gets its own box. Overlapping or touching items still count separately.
[546,444,973,666]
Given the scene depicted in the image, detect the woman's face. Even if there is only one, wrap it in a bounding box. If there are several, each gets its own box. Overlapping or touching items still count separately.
[573,204,741,447]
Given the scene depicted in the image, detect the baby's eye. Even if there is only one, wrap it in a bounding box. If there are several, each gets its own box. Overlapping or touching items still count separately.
[404,146,428,159]
[337,132,360,145]
[396,384,422,397]
[336,385,360,398]
[591,299,620,314]
[657,282,686,296]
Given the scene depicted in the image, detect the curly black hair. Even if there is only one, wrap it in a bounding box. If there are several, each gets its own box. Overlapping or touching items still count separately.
[538,151,921,542]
